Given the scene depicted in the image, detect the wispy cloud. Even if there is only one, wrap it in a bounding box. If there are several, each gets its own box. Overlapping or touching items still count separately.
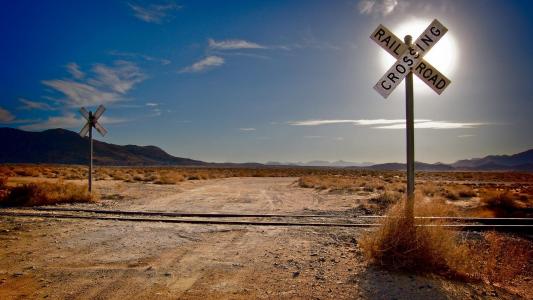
[145,102,158,107]
[18,113,82,131]
[66,62,84,79]
[109,50,171,65]
[288,119,428,126]
[208,39,266,50]
[128,1,182,24]
[358,0,399,16]
[179,56,224,73]
[374,121,486,129]
[19,113,128,131]
[288,119,486,130]
[43,60,146,107]
[19,98,55,110]
[239,127,256,131]
[0,106,15,123]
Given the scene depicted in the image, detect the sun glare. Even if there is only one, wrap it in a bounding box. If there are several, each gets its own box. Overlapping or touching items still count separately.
[380,18,458,86]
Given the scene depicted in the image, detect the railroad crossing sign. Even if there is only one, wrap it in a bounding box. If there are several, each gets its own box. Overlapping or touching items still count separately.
[371,19,451,98]
[79,105,107,192]
[370,19,451,220]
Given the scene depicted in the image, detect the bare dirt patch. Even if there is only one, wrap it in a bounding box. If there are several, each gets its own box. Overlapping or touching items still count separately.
[0,177,526,299]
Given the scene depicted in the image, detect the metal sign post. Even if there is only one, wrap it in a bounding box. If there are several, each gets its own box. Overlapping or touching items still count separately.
[370,19,451,220]
[79,105,107,192]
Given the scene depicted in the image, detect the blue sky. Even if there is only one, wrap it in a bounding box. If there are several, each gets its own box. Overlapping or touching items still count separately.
[1,0,532,163]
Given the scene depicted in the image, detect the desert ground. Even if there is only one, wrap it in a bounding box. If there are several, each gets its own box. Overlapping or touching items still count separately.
[0,166,532,299]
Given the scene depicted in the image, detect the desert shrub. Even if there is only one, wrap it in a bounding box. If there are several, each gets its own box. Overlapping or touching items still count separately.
[154,172,185,184]
[360,194,532,291]
[0,181,96,207]
[468,231,532,284]
[0,177,7,189]
[360,195,466,273]
[481,191,519,210]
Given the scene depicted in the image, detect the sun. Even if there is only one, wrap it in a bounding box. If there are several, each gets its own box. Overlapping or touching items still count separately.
[380,18,458,82]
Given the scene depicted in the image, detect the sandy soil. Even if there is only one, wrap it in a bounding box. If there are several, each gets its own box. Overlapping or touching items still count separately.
[0,177,523,299]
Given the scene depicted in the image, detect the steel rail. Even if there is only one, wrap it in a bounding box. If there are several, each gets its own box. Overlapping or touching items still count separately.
[28,207,340,218]
[1,211,532,230]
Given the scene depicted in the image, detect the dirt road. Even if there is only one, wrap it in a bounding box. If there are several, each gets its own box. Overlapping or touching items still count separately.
[0,178,518,299]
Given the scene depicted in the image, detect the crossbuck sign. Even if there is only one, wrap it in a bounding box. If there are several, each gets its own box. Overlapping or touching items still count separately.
[370,19,451,219]
[371,19,450,98]
[79,105,107,192]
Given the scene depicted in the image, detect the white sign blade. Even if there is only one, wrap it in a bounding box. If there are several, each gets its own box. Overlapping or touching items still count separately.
[413,60,451,95]
[93,105,106,120]
[94,122,107,137]
[373,19,448,98]
[412,19,448,57]
[79,107,90,121]
[370,24,406,60]
[79,122,90,137]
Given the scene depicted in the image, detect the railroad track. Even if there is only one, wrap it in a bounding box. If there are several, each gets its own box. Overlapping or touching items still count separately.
[0,207,532,231]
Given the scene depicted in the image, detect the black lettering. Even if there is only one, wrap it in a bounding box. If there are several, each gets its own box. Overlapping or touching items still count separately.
[416,43,425,52]
[374,28,385,40]
[403,56,414,67]
[428,74,438,85]
[387,72,399,83]
[390,40,396,50]
[409,48,420,59]
[395,64,406,74]
[381,35,391,47]
[381,80,391,90]
[415,62,426,73]
[393,43,401,56]
[421,34,433,47]
[436,79,446,89]
[430,26,441,36]
[423,68,433,79]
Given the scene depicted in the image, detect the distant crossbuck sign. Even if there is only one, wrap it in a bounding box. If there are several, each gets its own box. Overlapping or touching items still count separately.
[79,105,107,192]
[371,19,451,98]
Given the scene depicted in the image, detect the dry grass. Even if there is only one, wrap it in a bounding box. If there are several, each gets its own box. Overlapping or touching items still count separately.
[0,181,96,207]
[360,194,532,290]
[298,175,388,192]
[360,194,465,273]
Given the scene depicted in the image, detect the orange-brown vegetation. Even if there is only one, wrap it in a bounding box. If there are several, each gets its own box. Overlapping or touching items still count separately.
[360,195,532,291]
[0,181,96,207]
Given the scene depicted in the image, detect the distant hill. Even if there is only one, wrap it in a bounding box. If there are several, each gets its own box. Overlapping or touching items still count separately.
[451,149,533,170]
[266,160,373,167]
[1,127,532,171]
[0,127,206,166]
[358,162,455,171]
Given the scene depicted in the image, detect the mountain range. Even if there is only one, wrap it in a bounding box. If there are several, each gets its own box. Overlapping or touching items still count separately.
[1,127,532,171]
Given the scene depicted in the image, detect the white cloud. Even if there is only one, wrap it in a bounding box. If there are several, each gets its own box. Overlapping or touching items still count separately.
[128,2,181,24]
[145,102,159,107]
[179,56,224,73]
[109,50,171,65]
[0,106,15,123]
[288,119,486,130]
[19,113,128,131]
[288,119,429,126]
[239,128,256,131]
[19,98,55,110]
[374,121,486,129]
[358,0,399,16]
[89,60,146,94]
[208,39,266,50]
[19,113,82,131]
[66,62,84,79]
[43,60,146,107]
[42,79,120,107]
